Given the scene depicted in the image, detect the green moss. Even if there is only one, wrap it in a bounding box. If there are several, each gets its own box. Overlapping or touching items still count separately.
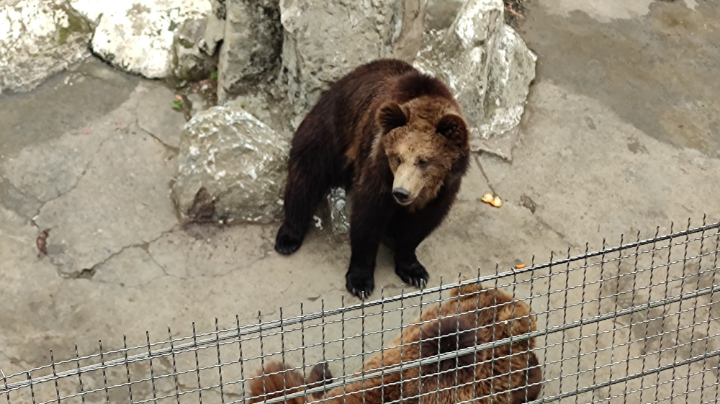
[58,27,70,45]
[172,100,184,110]
[178,38,195,49]
[211,71,218,80]
[56,2,93,45]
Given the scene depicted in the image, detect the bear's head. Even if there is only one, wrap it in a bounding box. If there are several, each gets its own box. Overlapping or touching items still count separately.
[377,96,469,210]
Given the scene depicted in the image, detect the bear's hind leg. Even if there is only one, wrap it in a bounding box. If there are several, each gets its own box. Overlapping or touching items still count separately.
[275,134,338,255]
[275,223,305,255]
[275,173,332,254]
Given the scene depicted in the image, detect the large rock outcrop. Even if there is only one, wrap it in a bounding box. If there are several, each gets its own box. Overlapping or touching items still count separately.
[280,0,428,119]
[172,106,289,223]
[477,24,537,156]
[89,0,211,79]
[180,0,536,229]
[0,0,93,93]
[416,0,536,159]
[204,0,428,106]
[215,0,283,102]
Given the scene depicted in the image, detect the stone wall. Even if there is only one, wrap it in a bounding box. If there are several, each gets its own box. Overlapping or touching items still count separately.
[204,0,536,146]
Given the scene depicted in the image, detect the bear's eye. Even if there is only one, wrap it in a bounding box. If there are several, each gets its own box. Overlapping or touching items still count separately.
[394,155,402,165]
[417,159,429,169]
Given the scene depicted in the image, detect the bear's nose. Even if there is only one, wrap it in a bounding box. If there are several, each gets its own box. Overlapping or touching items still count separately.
[392,188,410,202]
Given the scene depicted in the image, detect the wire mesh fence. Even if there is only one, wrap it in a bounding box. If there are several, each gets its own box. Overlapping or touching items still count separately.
[2,219,720,404]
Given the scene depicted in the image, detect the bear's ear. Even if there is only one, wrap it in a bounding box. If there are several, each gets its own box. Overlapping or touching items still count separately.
[377,102,408,134]
[436,114,468,149]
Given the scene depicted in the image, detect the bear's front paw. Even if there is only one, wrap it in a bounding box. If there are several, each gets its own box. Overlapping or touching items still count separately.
[345,268,375,299]
[275,223,303,255]
[395,259,429,288]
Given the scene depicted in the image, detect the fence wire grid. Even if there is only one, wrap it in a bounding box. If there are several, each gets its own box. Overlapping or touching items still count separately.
[2,219,720,404]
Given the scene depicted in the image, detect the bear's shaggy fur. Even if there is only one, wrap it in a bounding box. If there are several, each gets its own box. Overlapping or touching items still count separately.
[249,362,331,404]
[249,282,542,404]
[274,59,470,297]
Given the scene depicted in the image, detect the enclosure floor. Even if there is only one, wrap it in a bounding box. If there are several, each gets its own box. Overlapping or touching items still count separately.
[1,0,718,382]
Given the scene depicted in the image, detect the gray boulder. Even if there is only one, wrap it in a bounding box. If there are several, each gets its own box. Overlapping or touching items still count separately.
[416,0,536,159]
[0,0,93,93]
[172,106,289,224]
[475,24,536,157]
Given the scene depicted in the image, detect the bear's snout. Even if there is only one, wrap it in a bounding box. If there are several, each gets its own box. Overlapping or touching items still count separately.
[392,163,423,206]
[392,187,410,204]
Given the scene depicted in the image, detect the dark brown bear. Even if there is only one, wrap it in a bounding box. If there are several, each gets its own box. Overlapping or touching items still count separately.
[249,282,543,404]
[275,59,470,298]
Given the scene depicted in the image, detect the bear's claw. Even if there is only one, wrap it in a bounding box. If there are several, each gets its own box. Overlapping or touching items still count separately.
[346,270,375,299]
[275,223,303,255]
[395,260,429,288]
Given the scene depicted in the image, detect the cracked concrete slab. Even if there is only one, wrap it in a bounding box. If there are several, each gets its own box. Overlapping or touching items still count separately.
[0,58,139,161]
[35,124,178,276]
[0,205,66,371]
[148,224,270,279]
[0,178,43,220]
[3,130,109,202]
[2,90,141,203]
[93,246,167,287]
[136,84,187,148]
[456,156,491,203]
[540,0,656,22]
[0,58,140,220]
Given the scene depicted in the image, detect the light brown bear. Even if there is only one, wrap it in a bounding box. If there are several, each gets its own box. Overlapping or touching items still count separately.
[274,59,470,298]
[249,282,543,404]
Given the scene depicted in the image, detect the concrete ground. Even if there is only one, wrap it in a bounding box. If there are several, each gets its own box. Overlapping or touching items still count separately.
[1,0,719,402]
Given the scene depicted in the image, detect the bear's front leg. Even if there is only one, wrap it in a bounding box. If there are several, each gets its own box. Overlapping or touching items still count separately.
[390,187,459,288]
[346,229,382,299]
[394,249,429,288]
[346,195,393,298]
